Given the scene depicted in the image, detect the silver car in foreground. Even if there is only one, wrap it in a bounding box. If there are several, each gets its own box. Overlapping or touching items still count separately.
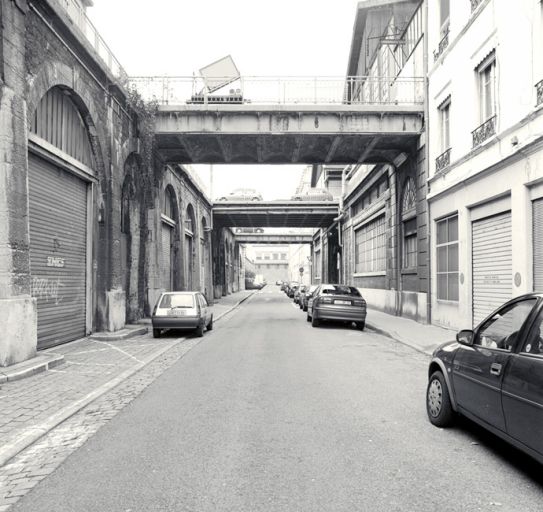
[152,291,213,338]
[307,284,366,330]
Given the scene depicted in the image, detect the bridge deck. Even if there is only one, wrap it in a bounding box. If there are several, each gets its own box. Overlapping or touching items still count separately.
[213,201,339,228]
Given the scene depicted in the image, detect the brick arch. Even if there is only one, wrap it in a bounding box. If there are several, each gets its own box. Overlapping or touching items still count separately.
[27,61,108,182]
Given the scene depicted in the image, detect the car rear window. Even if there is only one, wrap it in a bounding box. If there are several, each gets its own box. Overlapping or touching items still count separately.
[321,286,361,297]
[159,294,195,308]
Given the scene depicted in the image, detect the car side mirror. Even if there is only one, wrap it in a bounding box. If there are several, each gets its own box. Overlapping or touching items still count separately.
[456,329,474,346]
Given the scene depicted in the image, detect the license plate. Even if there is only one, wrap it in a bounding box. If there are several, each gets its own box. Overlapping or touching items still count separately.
[335,300,351,305]
[170,309,186,316]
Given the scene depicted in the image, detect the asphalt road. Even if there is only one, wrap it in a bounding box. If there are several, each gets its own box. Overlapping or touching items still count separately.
[12,287,543,512]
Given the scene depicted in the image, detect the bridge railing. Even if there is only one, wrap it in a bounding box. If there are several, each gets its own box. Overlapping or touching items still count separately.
[57,0,128,83]
[128,76,425,106]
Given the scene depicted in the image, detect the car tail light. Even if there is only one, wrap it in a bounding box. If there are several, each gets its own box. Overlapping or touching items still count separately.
[353,300,366,307]
[319,296,333,304]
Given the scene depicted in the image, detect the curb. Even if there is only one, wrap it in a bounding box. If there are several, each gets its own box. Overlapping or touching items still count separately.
[0,354,65,384]
[365,321,434,357]
[0,291,256,469]
[89,326,148,342]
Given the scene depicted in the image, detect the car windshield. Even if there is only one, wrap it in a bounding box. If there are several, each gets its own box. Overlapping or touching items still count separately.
[159,294,195,308]
[320,286,361,297]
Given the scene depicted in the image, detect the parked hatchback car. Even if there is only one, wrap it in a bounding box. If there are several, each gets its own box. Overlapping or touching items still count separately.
[300,284,318,311]
[152,291,213,338]
[293,285,307,305]
[287,282,300,298]
[216,188,263,201]
[291,188,334,201]
[307,284,366,330]
[426,293,543,464]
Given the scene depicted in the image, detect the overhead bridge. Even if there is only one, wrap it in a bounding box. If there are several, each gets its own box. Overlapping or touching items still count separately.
[234,233,313,244]
[130,76,424,165]
[213,201,339,228]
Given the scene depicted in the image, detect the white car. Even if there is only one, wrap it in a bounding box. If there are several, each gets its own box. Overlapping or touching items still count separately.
[151,291,213,338]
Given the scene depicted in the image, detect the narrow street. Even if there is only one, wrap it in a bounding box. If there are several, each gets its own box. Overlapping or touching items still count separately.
[9,287,543,512]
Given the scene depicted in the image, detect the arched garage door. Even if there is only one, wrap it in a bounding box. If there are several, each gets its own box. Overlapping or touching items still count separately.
[29,155,88,349]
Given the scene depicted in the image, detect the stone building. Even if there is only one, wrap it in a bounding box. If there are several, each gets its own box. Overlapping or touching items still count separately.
[0,0,241,366]
[312,0,428,322]
[427,0,543,329]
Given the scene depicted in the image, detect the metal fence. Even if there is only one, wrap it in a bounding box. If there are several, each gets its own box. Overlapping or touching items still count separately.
[58,0,128,82]
[128,76,425,106]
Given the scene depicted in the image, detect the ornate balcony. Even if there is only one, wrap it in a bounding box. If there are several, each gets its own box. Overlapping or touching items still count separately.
[472,115,496,148]
[435,148,451,173]
[471,0,484,12]
[536,80,543,107]
[433,28,450,62]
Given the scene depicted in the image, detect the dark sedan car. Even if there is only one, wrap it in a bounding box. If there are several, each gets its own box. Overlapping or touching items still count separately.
[426,293,543,464]
[307,284,366,330]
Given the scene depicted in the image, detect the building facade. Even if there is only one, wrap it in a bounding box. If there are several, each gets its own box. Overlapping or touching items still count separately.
[427,0,543,329]
[317,0,429,322]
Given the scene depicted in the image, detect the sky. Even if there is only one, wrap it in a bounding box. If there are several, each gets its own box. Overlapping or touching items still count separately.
[87,0,361,199]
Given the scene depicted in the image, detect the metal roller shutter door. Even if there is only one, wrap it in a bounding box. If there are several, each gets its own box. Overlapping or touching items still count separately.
[29,155,87,349]
[472,211,512,327]
[161,224,172,290]
[533,199,543,291]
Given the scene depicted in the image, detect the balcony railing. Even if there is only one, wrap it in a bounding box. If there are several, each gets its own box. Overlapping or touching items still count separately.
[472,115,496,147]
[128,76,425,106]
[433,28,450,62]
[435,148,451,173]
[58,0,128,83]
[471,0,484,12]
[536,80,543,107]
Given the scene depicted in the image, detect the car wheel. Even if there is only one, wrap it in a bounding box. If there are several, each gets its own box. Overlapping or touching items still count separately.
[299,302,303,309]
[207,316,213,331]
[303,305,308,312]
[306,313,311,322]
[356,321,365,331]
[251,197,259,201]
[311,316,320,328]
[195,323,205,337]
[152,328,161,338]
[426,371,454,427]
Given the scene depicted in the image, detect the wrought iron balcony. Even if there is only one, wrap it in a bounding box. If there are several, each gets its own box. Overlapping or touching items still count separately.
[536,80,543,107]
[433,28,450,62]
[471,0,484,12]
[435,148,451,173]
[472,115,496,148]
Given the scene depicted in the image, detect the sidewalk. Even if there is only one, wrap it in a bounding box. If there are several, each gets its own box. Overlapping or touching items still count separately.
[365,307,457,356]
[0,290,255,469]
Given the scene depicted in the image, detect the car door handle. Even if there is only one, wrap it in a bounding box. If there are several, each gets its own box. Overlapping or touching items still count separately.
[490,363,502,376]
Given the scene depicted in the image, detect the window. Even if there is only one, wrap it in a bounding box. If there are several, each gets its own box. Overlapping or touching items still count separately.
[479,57,496,122]
[522,308,543,355]
[439,0,450,34]
[273,253,279,260]
[403,218,417,269]
[354,215,386,273]
[436,215,459,301]
[439,99,451,152]
[477,299,537,351]
[314,250,321,278]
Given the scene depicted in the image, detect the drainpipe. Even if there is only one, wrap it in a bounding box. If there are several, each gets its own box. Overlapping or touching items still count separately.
[423,0,432,324]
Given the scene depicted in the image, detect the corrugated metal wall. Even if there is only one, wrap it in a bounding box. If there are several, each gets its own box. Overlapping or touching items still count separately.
[472,211,512,327]
[533,199,543,292]
[29,155,87,348]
